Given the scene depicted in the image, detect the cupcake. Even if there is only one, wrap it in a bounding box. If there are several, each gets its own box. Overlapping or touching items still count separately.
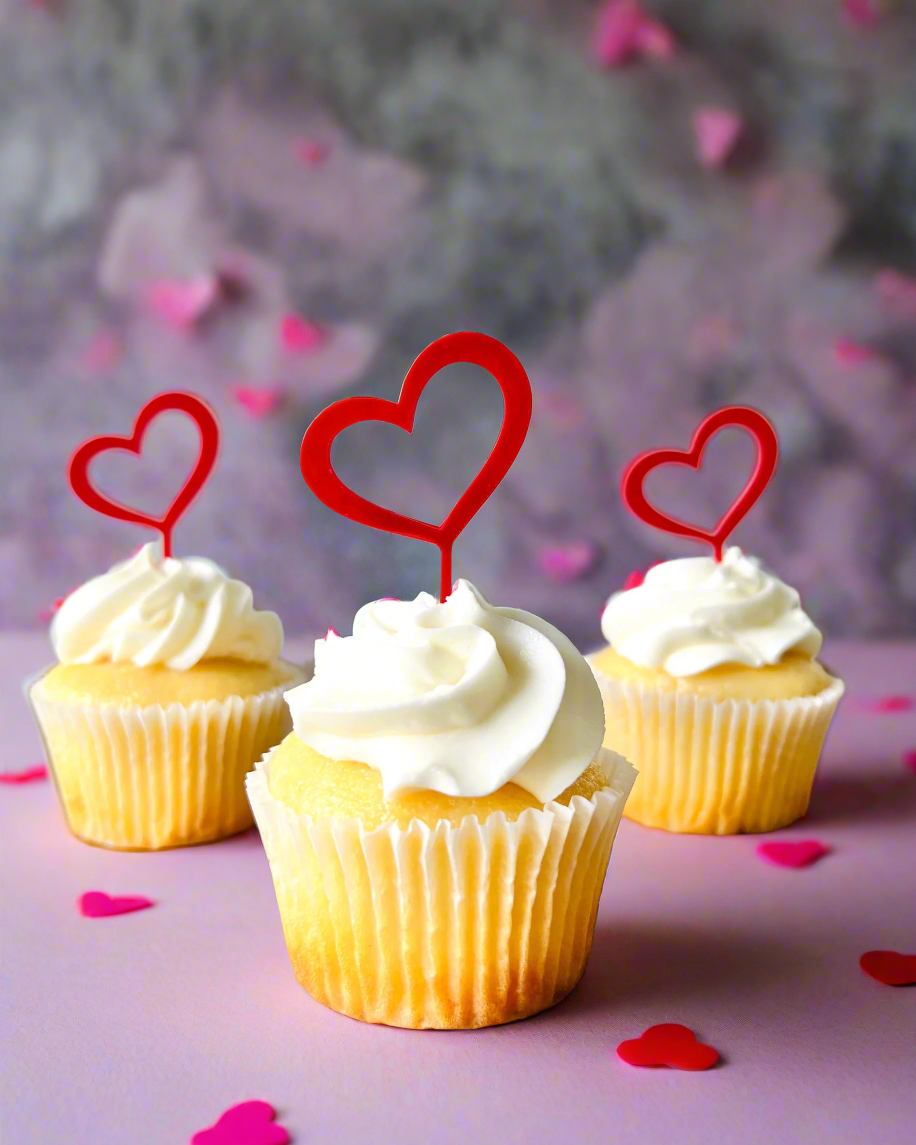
[247,579,636,1029]
[590,547,844,835]
[28,541,305,850]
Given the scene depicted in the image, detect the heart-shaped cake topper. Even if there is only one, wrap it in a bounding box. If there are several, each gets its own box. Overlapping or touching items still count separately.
[621,406,779,561]
[300,331,532,602]
[68,392,219,559]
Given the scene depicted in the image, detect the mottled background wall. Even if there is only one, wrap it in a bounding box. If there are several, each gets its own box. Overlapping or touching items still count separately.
[2,0,916,648]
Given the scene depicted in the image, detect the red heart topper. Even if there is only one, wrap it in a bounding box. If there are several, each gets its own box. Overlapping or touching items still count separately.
[68,392,219,559]
[300,331,532,602]
[621,406,779,562]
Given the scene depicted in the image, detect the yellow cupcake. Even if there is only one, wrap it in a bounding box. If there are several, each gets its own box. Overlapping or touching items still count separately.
[592,549,844,835]
[247,581,636,1029]
[28,542,305,850]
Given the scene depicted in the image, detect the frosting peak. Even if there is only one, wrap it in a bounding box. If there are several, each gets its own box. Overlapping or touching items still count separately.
[284,580,605,802]
[601,547,822,676]
[51,541,283,670]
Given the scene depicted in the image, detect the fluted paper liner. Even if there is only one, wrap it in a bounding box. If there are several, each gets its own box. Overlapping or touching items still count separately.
[589,658,844,835]
[247,746,636,1029]
[28,671,297,850]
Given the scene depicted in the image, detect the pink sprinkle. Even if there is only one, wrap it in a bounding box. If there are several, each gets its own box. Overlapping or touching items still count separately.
[294,138,330,165]
[874,269,916,318]
[0,765,48,785]
[902,750,916,775]
[843,0,881,29]
[693,107,743,169]
[834,338,877,366]
[592,1,675,67]
[231,386,286,419]
[79,329,121,375]
[857,694,916,713]
[538,542,597,584]
[144,274,219,330]
[280,313,326,355]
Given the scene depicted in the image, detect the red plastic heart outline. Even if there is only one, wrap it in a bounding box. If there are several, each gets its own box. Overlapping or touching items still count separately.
[621,406,779,561]
[300,331,532,601]
[68,392,219,558]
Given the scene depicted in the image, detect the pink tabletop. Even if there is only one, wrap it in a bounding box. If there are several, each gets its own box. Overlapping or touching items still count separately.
[2,634,914,1145]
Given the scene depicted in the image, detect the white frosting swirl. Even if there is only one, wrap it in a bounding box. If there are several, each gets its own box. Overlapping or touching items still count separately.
[52,541,283,670]
[600,547,822,677]
[284,580,605,802]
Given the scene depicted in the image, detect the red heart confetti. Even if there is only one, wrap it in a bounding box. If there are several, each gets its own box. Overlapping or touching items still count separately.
[145,274,219,330]
[231,386,286,419]
[280,313,326,355]
[859,951,916,987]
[78,891,155,918]
[622,561,663,591]
[756,840,830,869]
[855,694,915,714]
[843,0,882,29]
[617,1024,720,1071]
[693,107,743,169]
[191,1100,290,1145]
[0,764,48,785]
[300,331,532,602]
[538,541,597,584]
[903,749,916,775]
[833,338,877,366]
[293,138,330,166]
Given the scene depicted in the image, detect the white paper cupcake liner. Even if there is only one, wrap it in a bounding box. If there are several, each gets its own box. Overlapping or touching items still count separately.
[589,658,844,834]
[28,670,298,850]
[247,746,636,1029]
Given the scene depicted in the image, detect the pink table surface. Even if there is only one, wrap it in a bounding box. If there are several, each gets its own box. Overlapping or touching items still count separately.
[2,634,915,1145]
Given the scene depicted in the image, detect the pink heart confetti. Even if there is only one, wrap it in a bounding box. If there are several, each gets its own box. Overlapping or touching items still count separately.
[0,764,48,785]
[79,329,122,375]
[280,313,326,355]
[78,891,155,918]
[538,541,598,584]
[293,138,330,166]
[145,273,219,330]
[592,1,675,67]
[231,386,286,419]
[693,108,743,169]
[757,840,830,869]
[902,750,916,775]
[856,694,916,714]
[874,269,916,318]
[833,338,876,366]
[191,1100,290,1145]
[843,0,882,29]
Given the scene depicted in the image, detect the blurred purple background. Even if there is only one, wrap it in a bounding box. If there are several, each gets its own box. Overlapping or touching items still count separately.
[2,0,916,648]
